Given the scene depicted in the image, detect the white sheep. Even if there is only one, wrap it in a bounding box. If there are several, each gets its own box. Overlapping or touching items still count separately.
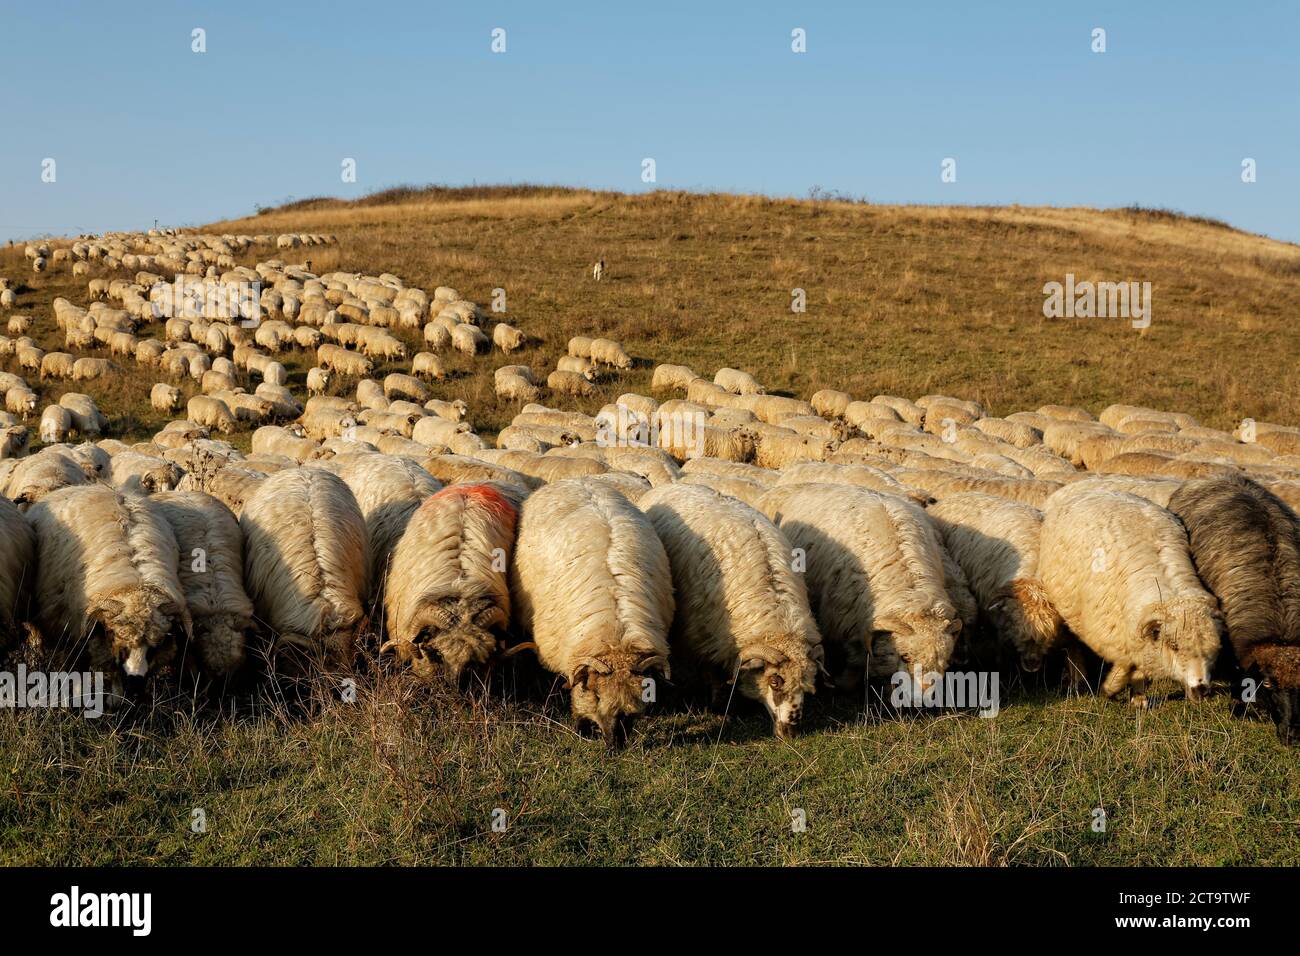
[27,484,191,697]
[758,483,961,694]
[509,479,673,746]
[152,490,254,677]
[638,483,822,738]
[382,482,520,682]
[926,492,1065,672]
[1039,484,1221,705]
[240,467,368,670]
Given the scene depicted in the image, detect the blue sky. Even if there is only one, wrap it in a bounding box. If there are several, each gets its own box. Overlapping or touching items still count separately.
[2,1,1297,243]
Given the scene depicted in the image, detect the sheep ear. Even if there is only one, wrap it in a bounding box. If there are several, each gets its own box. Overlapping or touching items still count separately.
[1141,619,1162,642]
[90,598,125,622]
[738,657,766,672]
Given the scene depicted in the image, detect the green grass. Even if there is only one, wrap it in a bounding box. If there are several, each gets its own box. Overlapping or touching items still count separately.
[3,666,1295,865]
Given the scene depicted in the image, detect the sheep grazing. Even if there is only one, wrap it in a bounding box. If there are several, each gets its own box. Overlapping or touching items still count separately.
[451,323,489,356]
[651,364,701,393]
[510,479,673,746]
[240,467,368,671]
[1039,485,1221,707]
[758,483,961,694]
[383,482,520,682]
[0,496,35,652]
[59,393,107,437]
[548,369,597,398]
[6,448,90,506]
[71,357,116,382]
[1167,476,1300,743]
[383,373,429,404]
[926,493,1064,672]
[638,483,822,738]
[492,322,526,353]
[713,367,765,396]
[329,453,442,593]
[411,352,446,381]
[27,484,191,698]
[108,451,182,494]
[589,337,632,370]
[495,366,540,402]
[187,395,238,434]
[152,491,253,679]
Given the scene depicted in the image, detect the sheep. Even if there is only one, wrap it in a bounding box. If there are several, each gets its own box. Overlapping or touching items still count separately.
[382,482,520,682]
[306,367,332,395]
[926,493,1064,672]
[776,460,929,505]
[567,335,594,358]
[17,345,44,373]
[651,364,700,393]
[811,389,853,419]
[744,394,817,425]
[657,419,755,464]
[1055,474,1183,509]
[108,452,182,494]
[186,395,237,435]
[423,322,453,352]
[27,484,190,697]
[451,323,489,356]
[151,490,253,678]
[870,395,926,427]
[758,483,961,693]
[421,453,536,490]
[752,425,834,470]
[638,483,822,737]
[509,479,673,746]
[5,387,37,419]
[330,452,442,593]
[557,355,598,380]
[548,369,597,398]
[495,367,541,402]
[424,397,469,423]
[383,373,429,404]
[317,343,374,377]
[589,337,632,370]
[1167,476,1300,743]
[492,322,526,353]
[178,465,267,517]
[714,368,764,396]
[0,425,28,461]
[58,393,107,436]
[1039,485,1221,706]
[411,352,446,381]
[254,383,302,419]
[240,467,368,670]
[0,496,35,650]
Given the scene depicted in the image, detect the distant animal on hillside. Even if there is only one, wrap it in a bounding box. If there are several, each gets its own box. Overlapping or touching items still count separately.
[592,258,605,281]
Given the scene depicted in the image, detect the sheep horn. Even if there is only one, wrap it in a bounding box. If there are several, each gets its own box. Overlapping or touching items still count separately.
[500,641,537,659]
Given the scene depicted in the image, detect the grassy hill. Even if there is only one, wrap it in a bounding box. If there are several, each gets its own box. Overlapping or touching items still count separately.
[2,187,1299,865]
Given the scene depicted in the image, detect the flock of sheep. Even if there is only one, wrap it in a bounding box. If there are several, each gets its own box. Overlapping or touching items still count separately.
[1,229,1298,748]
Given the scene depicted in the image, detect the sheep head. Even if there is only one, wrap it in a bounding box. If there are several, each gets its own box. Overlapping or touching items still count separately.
[1244,645,1300,745]
[388,597,503,684]
[734,637,821,740]
[568,648,668,749]
[869,604,961,692]
[1139,597,1221,700]
[89,587,186,694]
[988,578,1064,673]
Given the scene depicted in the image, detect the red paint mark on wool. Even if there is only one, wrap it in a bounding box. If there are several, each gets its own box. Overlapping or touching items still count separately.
[423,483,518,531]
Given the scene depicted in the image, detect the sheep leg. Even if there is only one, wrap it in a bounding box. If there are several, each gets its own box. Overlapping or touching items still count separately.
[1063,640,1089,696]
[1101,663,1131,700]
[1128,671,1149,710]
